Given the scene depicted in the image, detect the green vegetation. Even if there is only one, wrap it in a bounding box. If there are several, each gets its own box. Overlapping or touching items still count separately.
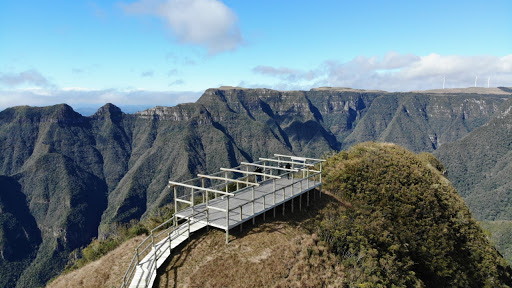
[63,220,147,273]
[319,143,512,287]
[63,204,175,273]
[480,220,512,264]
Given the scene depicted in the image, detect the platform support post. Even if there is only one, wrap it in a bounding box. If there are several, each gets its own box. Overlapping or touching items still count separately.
[174,186,177,216]
[226,196,230,244]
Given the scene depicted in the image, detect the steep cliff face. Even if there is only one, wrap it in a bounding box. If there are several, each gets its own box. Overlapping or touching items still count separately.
[0,87,510,286]
[435,98,512,220]
[344,93,503,151]
[0,176,41,288]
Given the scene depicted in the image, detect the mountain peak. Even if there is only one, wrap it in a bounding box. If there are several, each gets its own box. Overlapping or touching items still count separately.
[92,103,123,121]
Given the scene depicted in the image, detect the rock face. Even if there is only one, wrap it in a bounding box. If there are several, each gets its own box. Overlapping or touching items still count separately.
[0,87,510,286]
[435,98,512,220]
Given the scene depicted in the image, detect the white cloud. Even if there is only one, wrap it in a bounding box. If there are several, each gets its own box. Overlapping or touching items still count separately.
[0,70,53,88]
[253,52,512,91]
[122,0,243,54]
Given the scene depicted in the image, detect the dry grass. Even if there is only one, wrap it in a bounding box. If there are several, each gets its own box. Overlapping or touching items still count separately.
[47,235,146,288]
[47,191,345,288]
[156,193,345,288]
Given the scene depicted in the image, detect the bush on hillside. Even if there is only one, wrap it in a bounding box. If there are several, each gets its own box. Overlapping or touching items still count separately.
[319,142,512,287]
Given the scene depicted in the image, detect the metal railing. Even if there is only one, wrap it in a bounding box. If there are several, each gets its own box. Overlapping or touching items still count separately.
[121,154,324,288]
[121,210,206,288]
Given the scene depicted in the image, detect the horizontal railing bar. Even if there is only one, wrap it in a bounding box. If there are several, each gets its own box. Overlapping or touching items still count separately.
[206,205,227,212]
[169,181,235,196]
[219,168,281,179]
[259,157,315,167]
[175,198,193,204]
[273,154,326,162]
[240,162,299,172]
[197,174,260,186]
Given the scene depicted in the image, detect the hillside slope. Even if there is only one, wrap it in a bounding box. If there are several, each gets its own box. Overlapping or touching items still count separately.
[320,143,512,287]
[46,235,146,288]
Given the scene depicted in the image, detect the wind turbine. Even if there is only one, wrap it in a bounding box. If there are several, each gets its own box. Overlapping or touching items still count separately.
[443,75,445,89]
[475,76,478,87]
[488,76,490,88]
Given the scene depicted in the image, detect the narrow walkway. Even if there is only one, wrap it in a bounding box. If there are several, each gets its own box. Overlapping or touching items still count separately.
[121,154,324,288]
[175,177,321,231]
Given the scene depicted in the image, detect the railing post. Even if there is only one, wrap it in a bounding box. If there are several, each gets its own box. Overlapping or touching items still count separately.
[174,186,177,215]
[252,186,255,225]
[188,219,191,238]
[225,172,228,193]
[240,206,243,232]
[263,196,266,221]
[168,231,172,249]
[152,232,157,275]
[136,247,140,264]
[273,179,276,203]
[191,187,195,214]
[202,178,205,203]
[291,172,294,196]
[206,209,210,230]
[307,167,310,188]
[320,162,323,183]
[226,196,230,244]
[205,181,209,207]
[263,161,266,181]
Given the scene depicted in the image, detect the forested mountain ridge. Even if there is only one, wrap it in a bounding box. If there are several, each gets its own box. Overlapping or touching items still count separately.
[0,86,511,287]
[435,98,512,220]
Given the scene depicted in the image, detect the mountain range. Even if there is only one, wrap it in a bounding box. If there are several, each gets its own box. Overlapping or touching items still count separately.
[1,86,511,287]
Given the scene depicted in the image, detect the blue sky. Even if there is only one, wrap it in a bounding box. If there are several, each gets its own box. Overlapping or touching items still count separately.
[1,0,511,113]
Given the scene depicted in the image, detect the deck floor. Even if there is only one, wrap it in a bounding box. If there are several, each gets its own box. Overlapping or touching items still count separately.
[175,177,321,230]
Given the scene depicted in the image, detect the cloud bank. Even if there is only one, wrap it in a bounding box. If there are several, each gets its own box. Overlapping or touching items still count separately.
[0,88,202,114]
[122,0,243,54]
[253,52,512,91]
